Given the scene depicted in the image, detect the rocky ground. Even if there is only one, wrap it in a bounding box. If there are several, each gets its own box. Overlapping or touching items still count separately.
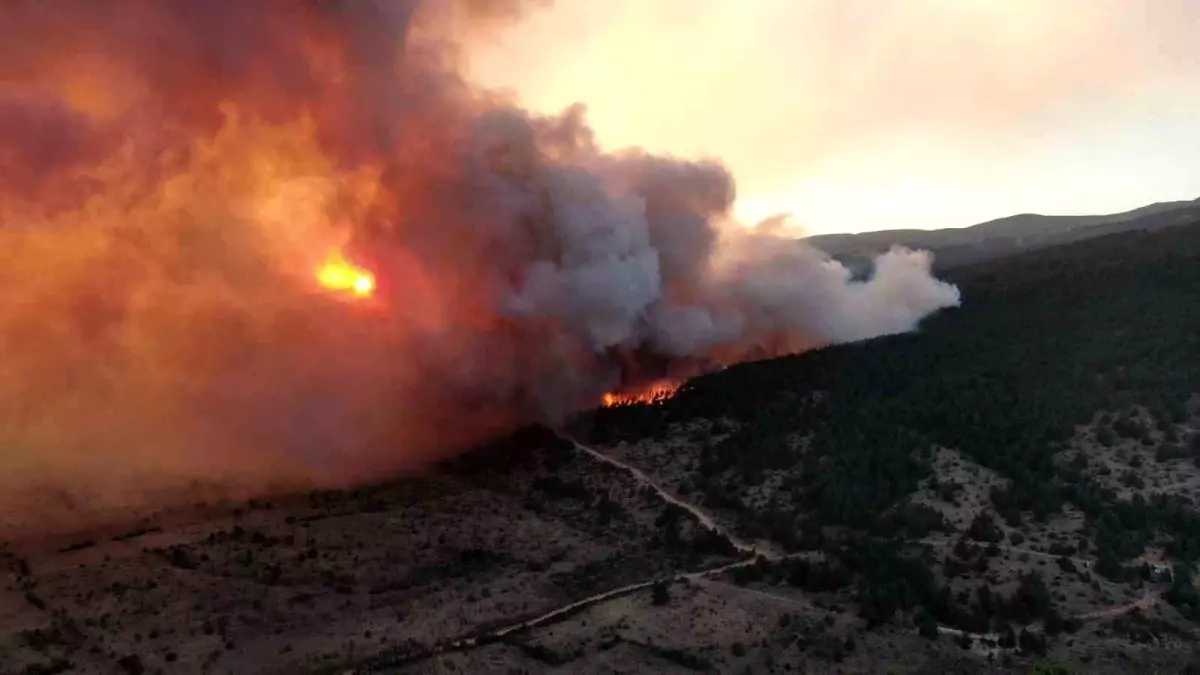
[4,413,1200,674]
[0,429,741,675]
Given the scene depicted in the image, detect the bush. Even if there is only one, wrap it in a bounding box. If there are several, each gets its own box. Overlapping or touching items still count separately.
[651,581,670,606]
[1019,628,1047,656]
[1030,660,1077,675]
[1114,416,1147,440]
[916,611,938,640]
[967,512,1004,543]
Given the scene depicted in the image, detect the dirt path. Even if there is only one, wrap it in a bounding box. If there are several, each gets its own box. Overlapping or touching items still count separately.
[492,557,765,640]
[350,435,1165,671]
[351,557,764,671]
[693,578,813,611]
[1074,588,1161,620]
[936,625,1002,643]
[921,537,1093,569]
[568,438,781,560]
[570,441,1157,623]
[348,438,774,671]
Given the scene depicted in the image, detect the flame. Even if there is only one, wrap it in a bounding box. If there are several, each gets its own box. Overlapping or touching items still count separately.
[602,381,679,407]
[317,254,376,298]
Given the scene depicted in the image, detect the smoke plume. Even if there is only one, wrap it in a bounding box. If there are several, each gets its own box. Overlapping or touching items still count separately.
[0,0,958,534]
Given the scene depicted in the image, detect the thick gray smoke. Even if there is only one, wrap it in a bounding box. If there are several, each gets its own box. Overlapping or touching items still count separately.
[0,0,958,535]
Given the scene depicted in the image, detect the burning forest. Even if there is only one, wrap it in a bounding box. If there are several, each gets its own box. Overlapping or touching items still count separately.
[0,0,959,533]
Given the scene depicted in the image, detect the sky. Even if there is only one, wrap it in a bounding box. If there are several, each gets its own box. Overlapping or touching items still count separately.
[465,0,1200,236]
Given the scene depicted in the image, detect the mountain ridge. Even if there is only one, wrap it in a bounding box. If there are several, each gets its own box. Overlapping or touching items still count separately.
[806,197,1200,270]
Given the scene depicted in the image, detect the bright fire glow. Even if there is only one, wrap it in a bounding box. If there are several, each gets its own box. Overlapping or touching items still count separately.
[602,381,679,407]
[318,255,376,298]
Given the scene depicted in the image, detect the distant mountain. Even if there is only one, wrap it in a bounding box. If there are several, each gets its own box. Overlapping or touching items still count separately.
[806,197,1200,270]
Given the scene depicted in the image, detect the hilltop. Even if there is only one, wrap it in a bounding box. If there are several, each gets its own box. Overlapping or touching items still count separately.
[805,197,1200,270]
[3,218,1200,674]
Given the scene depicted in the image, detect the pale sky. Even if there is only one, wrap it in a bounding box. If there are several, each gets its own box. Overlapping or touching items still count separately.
[465,0,1200,235]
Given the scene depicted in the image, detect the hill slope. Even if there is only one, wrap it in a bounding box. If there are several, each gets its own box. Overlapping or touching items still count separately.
[572,216,1200,669]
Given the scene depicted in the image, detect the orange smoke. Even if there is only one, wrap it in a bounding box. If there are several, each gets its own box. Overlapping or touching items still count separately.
[0,0,548,534]
[0,0,959,536]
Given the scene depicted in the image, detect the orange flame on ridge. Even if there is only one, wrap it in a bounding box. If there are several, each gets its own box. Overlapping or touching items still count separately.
[601,381,679,407]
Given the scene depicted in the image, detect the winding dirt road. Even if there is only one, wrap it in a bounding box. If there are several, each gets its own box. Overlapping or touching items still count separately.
[351,436,1167,671]
[1074,588,1162,620]
[569,438,781,560]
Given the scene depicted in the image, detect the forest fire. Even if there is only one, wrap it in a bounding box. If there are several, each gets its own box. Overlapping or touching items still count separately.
[0,0,960,532]
[602,382,680,408]
[318,255,376,298]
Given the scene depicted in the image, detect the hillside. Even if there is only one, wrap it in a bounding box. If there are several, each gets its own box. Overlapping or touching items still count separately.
[3,219,1200,674]
[573,217,1200,669]
[805,197,1200,270]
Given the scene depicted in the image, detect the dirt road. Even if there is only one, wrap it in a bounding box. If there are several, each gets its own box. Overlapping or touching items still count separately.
[569,438,781,559]
[351,436,1168,671]
[1074,588,1161,620]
